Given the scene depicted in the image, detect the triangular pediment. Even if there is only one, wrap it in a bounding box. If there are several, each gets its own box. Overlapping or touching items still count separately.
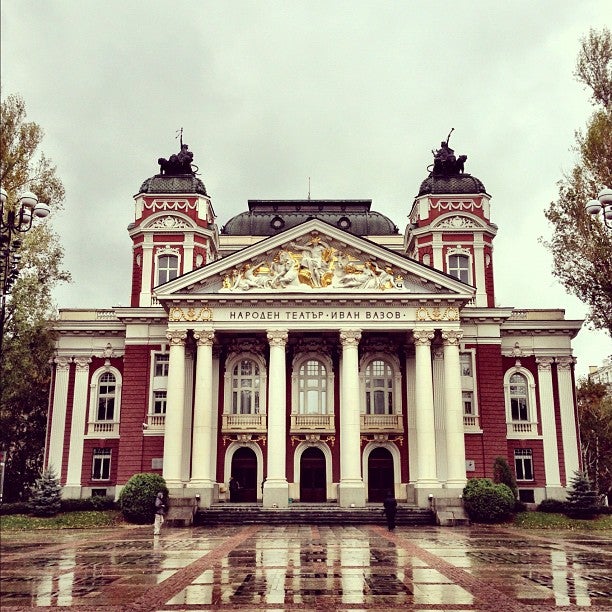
[154,219,474,300]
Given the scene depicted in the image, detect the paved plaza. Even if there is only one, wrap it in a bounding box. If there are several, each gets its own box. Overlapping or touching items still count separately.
[1,523,611,611]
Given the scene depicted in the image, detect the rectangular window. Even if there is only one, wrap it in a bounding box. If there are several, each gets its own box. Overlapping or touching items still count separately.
[97,397,114,421]
[154,354,170,377]
[153,391,167,414]
[511,397,528,421]
[92,448,111,480]
[460,353,473,377]
[462,391,474,415]
[514,449,533,481]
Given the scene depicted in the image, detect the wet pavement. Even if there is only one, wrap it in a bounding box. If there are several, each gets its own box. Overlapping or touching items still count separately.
[1,523,611,610]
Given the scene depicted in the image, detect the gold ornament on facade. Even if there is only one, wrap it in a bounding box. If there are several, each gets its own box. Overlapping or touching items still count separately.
[415,306,459,321]
[168,306,213,322]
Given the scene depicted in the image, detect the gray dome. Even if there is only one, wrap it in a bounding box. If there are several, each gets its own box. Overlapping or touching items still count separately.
[417,173,486,197]
[138,174,208,196]
[222,200,399,236]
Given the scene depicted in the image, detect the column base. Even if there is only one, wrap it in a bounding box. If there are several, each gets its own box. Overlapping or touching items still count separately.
[61,485,82,499]
[263,480,289,508]
[338,481,366,507]
[187,482,216,508]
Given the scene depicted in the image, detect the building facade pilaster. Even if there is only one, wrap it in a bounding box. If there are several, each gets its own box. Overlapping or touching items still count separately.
[46,357,72,477]
[556,356,580,485]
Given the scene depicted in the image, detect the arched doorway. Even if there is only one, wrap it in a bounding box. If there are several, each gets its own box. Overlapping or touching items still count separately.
[230,447,258,502]
[300,446,326,502]
[368,447,394,502]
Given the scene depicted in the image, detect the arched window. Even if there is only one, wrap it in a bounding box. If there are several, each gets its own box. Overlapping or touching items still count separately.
[298,359,327,414]
[364,359,393,414]
[448,253,470,283]
[231,359,261,414]
[509,372,529,421]
[97,372,116,421]
[156,254,179,285]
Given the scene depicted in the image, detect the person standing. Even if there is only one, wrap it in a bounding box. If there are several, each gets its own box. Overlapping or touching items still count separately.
[382,491,397,531]
[154,492,165,535]
[229,476,240,502]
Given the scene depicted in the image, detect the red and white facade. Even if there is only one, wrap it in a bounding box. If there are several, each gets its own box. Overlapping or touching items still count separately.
[46,153,582,508]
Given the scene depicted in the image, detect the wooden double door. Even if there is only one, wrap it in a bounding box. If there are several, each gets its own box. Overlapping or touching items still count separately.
[300,447,326,502]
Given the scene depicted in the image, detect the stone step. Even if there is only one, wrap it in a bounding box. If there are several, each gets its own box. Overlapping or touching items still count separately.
[195,504,435,526]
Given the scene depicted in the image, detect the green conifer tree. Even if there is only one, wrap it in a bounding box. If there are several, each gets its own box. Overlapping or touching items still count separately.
[565,470,600,519]
[29,468,62,517]
[492,456,518,498]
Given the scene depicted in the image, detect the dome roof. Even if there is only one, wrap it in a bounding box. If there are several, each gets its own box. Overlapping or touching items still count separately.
[138,174,208,196]
[417,173,486,197]
[221,200,399,236]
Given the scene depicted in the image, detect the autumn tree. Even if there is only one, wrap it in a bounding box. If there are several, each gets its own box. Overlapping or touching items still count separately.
[0,92,70,502]
[577,377,612,503]
[542,27,612,335]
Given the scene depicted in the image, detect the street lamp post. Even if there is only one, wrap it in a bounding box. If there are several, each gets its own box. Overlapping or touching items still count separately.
[585,188,612,229]
[0,186,50,503]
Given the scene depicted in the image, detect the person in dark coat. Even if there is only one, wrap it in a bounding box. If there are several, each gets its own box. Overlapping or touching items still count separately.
[229,476,240,502]
[382,491,398,531]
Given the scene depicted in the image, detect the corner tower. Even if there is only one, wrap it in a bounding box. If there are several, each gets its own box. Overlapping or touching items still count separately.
[406,136,497,307]
[128,142,219,307]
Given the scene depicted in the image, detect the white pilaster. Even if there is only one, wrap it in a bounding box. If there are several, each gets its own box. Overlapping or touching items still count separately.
[64,357,91,495]
[163,329,187,488]
[473,234,487,306]
[263,329,289,507]
[191,329,215,505]
[339,329,366,507]
[432,346,447,483]
[442,330,467,488]
[536,358,562,491]
[47,357,72,477]
[557,357,580,485]
[413,330,438,494]
[139,235,154,306]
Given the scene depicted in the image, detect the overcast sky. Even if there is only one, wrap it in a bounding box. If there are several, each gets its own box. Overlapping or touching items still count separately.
[1,0,610,377]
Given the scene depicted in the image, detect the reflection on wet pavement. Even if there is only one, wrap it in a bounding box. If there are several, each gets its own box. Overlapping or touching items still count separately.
[1,524,610,610]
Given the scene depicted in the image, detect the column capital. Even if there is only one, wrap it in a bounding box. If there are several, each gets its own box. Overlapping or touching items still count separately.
[339,329,362,347]
[536,357,554,371]
[54,356,72,370]
[432,346,444,360]
[556,356,576,371]
[73,357,92,371]
[267,329,288,347]
[166,329,188,346]
[441,329,464,346]
[193,328,215,346]
[413,329,435,346]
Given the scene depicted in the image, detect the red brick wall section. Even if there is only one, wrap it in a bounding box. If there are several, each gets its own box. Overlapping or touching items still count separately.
[116,345,152,484]
[60,363,76,485]
[81,439,120,487]
[476,345,507,478]
[464,435,485,478]
[142,436,165,475]
[508,439,545,488]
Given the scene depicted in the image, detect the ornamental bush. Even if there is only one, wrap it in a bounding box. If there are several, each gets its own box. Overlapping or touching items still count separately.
[537,498,567,513]
[462,478,515,523]
[492,456,518,498]
[118,473,168,524]
[565,471,600,519]
[29,469,62,517]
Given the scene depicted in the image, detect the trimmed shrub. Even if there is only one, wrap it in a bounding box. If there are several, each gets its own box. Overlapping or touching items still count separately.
[565,471,601,519]
[492,456,518,498]
[29,469,62,517]
[462,478,515,523]
[118,473,168,524]
[0,502,31,515]
[60,496,116,512]
[537,498,567,513]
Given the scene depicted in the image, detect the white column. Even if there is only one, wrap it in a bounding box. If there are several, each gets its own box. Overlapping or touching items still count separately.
[557,357,580,485]
[339,329,365,507]
[191,329,215,505]
[413,330,438,492]
[405,351,417,488]
[65,357,92,495]
[536,358,562,490]
[163,329,187,488]
[432,347,447,483]
[263,329,289,508]
[442,330,467,489]
[46,357,72,477]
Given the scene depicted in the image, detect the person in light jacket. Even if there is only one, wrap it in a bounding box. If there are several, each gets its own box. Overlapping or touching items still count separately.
[154,492,166,535]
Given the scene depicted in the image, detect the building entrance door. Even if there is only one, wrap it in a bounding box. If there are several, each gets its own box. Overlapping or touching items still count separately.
[299,446,326,502]
[368,447,394,502]
[231,447,258,502]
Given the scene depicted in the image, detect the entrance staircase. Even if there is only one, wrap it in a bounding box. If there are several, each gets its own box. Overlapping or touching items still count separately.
[195,503,435,527]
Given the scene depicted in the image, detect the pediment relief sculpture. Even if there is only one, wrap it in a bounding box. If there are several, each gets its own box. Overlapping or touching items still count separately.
[221,237,405,292]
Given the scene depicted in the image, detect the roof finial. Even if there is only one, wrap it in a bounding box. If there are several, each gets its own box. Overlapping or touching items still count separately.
[176,127,184,148]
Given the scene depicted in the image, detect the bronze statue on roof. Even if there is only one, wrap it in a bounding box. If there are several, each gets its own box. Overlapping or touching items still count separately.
[157,129,198,176]
[430,128,467,176]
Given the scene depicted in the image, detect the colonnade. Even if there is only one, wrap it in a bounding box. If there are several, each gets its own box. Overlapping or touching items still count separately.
[161,325,466,508]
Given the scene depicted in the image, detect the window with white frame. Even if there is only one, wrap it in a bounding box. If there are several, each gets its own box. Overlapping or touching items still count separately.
[509,373,529,421]
[97,372,116,421]
[448,253,470,284]
[153,390,167,414]
[514,448,534,481]
[364,359,393,414]
[156,254,179,285]
[231,359,261,414]
[92,448,111,480]
[154,353,169,377]
[460,352,473,377]
[462,391,474,415]
[298,359,327,414]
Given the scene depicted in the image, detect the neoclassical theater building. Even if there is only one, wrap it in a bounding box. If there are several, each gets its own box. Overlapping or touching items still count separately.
[46,140,582,509]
